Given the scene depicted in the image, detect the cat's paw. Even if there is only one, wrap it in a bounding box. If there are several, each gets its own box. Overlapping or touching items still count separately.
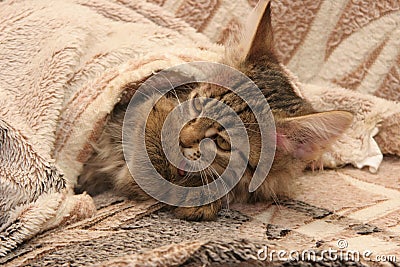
[173,201,221,221]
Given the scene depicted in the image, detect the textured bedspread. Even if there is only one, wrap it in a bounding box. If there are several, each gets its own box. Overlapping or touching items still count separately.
[0,0,400,265]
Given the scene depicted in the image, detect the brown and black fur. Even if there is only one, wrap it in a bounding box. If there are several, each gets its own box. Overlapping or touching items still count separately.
[78,0,353,221]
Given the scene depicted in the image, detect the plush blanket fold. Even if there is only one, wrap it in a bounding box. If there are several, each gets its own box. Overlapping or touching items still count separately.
[1,0,400,262]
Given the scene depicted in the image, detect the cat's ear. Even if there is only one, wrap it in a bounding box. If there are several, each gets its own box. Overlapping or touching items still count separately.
[276,111,353,161]
[236,0,274,62]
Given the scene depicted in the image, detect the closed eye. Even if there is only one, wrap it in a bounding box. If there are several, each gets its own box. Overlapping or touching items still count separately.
[190,94,202,115]
[215,135,231,151]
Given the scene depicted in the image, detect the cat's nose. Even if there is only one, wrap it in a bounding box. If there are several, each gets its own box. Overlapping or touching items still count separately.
[182,148,201,161]
[179,125,204,148]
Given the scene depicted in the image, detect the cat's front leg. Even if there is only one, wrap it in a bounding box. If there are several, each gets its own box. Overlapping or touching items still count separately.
[173,200,221,221]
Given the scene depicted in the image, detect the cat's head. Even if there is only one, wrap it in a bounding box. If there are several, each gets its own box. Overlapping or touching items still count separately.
[175,0,353,200]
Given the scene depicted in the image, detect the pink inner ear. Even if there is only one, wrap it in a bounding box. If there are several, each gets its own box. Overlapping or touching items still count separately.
[292,143,319,161]
[276,132,292,153]
[276,132,320,161]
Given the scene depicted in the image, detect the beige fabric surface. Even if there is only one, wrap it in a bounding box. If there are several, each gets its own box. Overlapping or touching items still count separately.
[1,0,400,263]
[0,0,222,256]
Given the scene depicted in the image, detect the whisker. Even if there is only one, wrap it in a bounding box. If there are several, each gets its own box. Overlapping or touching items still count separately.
[209,166,230,212]
[183,160,197,181]
[197,161,210,202]
[204,166,221,209]
[201,163,214,203]
[204,167,219,201]
[268,185,283,212]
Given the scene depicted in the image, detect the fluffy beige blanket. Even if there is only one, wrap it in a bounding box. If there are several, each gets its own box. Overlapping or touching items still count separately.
[1,0,399,261]
[0,0,222,255]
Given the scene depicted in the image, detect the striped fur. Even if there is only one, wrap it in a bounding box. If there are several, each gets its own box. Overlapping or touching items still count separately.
[78,1,352,221]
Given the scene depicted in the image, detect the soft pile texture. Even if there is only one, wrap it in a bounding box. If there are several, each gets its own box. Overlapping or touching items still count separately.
[0,0,222,256]
[0,0,400,264]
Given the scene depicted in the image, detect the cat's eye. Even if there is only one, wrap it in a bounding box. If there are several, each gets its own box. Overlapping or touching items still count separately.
[216,135,231,151]
[191,96,202,115]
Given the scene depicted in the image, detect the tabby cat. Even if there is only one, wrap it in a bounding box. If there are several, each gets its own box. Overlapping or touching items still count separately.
[78,0,353,220]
